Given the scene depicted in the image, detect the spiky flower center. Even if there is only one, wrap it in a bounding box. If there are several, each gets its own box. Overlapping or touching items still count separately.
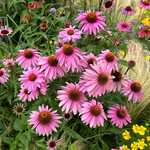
[29,74,37,81]
[130,82,142,92]
[144,1,149,5]
[1,30,9,35]
[67,29,74,35]
[98,73,109,85]
[38,111,52,125]
[48,56,58,66]
[24,89,31,95]
[87,58,96,65]
[117,108,127,119]
[0,70,3,76]
[144,28,149,33]
[24,49,33,58]
[111,70,122,82]
[105,52,115,62]
[105,1,113,8]
[122,23,127,27]
[125,6,132,11]
[63,44,73,56]
[16,106,23,113]
[69,89,80,101]
[64,113,71,119]
[90,105,101,116]
[49,141,56,148]
[86,12,97,23]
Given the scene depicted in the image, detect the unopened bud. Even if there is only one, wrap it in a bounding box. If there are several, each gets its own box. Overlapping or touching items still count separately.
[64,21,72,28]
[128,60,136,67]
[41,16,46,21]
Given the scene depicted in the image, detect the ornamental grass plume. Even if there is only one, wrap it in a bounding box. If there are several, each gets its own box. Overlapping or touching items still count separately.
[118,40,150,124]
[71,140,87,150]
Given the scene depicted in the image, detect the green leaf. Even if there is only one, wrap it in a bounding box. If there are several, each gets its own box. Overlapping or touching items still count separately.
[100,139,109,150]
[13,119,21,131]
[3,137,14,145]
[17,133,28,149]
[108,127,123,134]
[10,145,17,150]
[119,59,128,67]
[66,129,84,141]
[36,143,47,149]
[0,121,6,130]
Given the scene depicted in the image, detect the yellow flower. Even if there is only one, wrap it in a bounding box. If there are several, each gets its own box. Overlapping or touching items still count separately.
[147,136,150,141]
[139,126,147,135]
[132,124,140,133]
[138,139,147,149]
[146,56,150,60]
[122,130,131,140]
[131,142,139,150]
[142,17,150,27]
[49,41,52,44]
[60,12,62,15]
[119,51,125,55]
[122,145,130,150]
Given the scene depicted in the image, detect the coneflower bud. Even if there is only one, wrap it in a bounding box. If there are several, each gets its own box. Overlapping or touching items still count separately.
[41,16,46,21]
[128,60,136,67]
[64,21,72,28]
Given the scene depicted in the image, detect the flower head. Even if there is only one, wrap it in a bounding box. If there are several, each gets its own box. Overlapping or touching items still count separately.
[139,0,150,10]
[57,82,87,115]
[38,55,64,81]
[117,22,131,31]
[63,112,72,121]
[121,80,144,103]
[80,99,107,128]
[132,124,140,133]
[80,53,98,69]
[0,68,9,84]
[122,6,135,15]
[110,70,130,92]
[122,130,131,140]
[19,67,45,91]
[50,8,56,12]
[22,13,32,22]
[142,16,150,26]
[120,145,130,150]
[138,26,150,37]
[59,25,82,42]
[28,104,62,136]
[0,26,13,36]
[97,49,119,71]
[55,44,85,73]
[13,103,25,115]
[103,0,116,12]
[40,23,49,30]
[107,105,131,128]
[75,9,106,35]
[54,39,64,47]
[16,49,41,69]
[139,126,147,135]
[2,58,14,67]
[79,63,114,97]
[46,137,60,150]
[18,87,39,102]
[131,142,139,150]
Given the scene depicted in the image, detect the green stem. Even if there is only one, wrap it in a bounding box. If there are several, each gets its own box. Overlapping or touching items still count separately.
[85,35,89,52]
[4,36,11,53]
